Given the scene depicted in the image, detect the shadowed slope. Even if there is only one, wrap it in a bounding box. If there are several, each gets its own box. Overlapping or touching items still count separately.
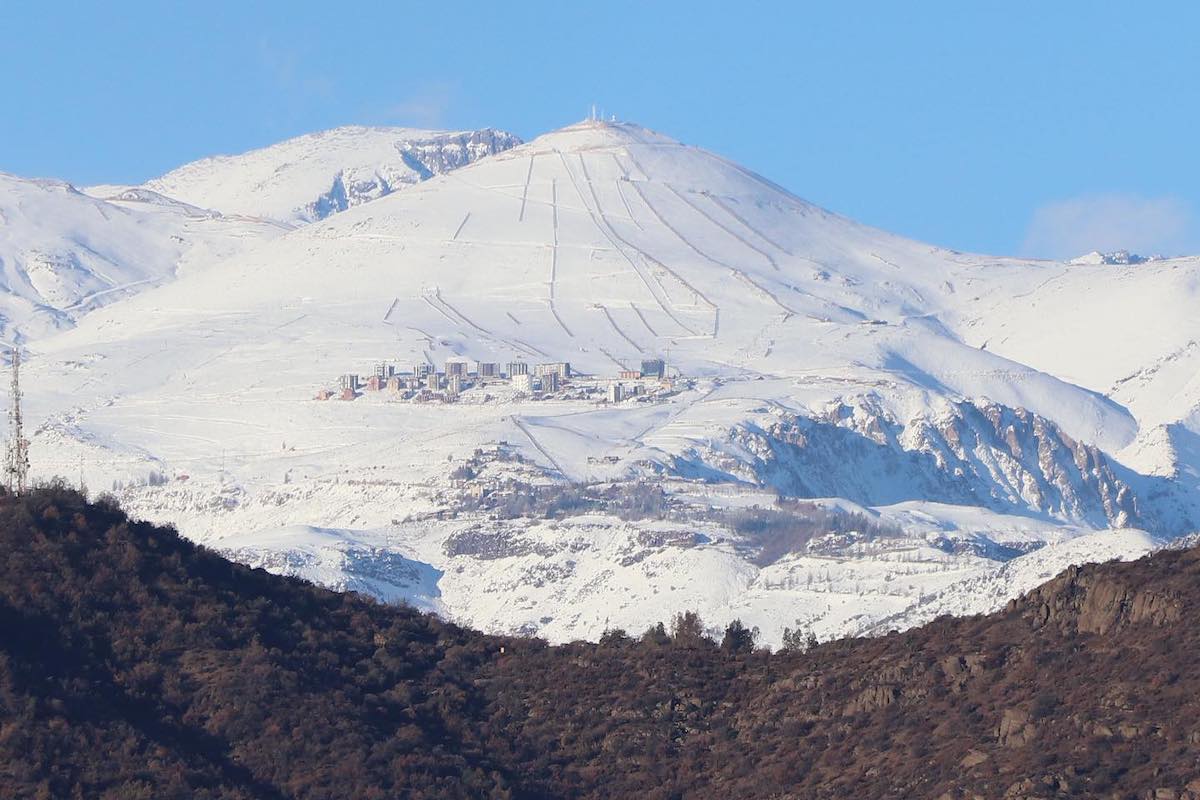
[1,488,1197,799]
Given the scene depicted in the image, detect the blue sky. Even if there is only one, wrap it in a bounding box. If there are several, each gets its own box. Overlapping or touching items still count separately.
[2,1,1198,258]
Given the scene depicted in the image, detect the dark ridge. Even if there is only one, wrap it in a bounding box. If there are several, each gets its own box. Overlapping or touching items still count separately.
[1,485,1197,799]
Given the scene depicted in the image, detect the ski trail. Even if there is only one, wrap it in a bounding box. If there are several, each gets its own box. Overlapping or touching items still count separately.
[870,252,903,270]
[573,152,717,339]
[549,304,574,338]
[422,293,461,328]
[425,290,545,358]
[630,302,659,337]
[597,345,631,371]
[600,305,645,353]
[556,150,700,337]
[518,155,535,222]
[662,183,779,271]
[705,193,793,256]
[513,417,567,477]
[627,178,735,270]
[382,298,400,324]
[547,178,574,338]
[582,155,718,319]
[730,271,795,319]
[513,337,550,357]
[629,178,786,326]
[451,212,470,241]
[611,153,644,230]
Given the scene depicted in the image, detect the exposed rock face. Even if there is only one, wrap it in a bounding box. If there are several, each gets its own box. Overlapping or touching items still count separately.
[1018,562,1183,635]
[5,488,1200,799]
[700,396,1141,528]
[305,129,521,220]
[996,708,1035,747]
[143,125,523,225]
[400,129,520,176]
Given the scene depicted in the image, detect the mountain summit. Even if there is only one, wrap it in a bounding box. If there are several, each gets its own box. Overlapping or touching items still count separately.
[12,117,1200,646]
[142,125,522,225]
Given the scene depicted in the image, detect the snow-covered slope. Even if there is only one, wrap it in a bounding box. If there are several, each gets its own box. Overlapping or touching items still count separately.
[11,118,1200,645]
[865,528,1158,633]
[141,126,521,225]
[0,172,285,341]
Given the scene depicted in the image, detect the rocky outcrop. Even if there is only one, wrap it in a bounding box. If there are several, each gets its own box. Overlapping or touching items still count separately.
[699,395,1142,529]
[304,129,520,220]
[1018,562,1183,635]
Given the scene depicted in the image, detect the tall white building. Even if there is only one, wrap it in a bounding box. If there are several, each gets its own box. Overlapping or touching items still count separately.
[511,373,533,394]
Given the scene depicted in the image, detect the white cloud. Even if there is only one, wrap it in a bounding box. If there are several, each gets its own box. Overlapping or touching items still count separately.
[1021,193,1199,259]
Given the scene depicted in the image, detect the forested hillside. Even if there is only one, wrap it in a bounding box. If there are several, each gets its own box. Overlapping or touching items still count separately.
[1,487,1197,799]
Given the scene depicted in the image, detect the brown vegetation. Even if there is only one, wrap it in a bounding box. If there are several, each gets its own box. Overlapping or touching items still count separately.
[1,486,1198,798]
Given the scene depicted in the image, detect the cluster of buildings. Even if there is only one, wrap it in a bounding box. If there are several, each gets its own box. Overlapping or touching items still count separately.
[316,357,671,404]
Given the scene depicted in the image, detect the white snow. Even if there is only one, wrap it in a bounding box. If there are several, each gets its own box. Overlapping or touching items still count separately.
[3,117,1199,645]
[142,126,521,225]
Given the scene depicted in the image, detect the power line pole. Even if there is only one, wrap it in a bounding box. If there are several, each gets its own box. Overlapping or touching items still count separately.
[6,347,29,494]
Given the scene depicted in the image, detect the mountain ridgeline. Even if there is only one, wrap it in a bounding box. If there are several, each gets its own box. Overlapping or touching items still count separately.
[1,487,1198,799]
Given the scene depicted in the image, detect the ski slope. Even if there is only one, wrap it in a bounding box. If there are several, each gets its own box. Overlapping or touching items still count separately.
[7,118,1200,644]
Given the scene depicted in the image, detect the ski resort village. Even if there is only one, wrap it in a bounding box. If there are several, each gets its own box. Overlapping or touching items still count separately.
[318,357,675,404]
[2,118,1199,649]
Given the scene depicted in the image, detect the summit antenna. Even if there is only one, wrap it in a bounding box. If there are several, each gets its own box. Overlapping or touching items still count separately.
[5,347,29,494]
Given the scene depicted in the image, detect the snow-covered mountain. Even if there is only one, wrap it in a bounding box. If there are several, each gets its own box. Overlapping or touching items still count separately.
[9,118,1200,645]
[0,126,519,343]
[0,172,286,341]
[141,126,522,225]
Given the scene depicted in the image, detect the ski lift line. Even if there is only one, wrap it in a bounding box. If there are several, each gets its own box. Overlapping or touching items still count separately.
[273,313,308,331]
[617,148,781,272]
[599,305,645,354]
[555,149,697,337]
[624,177,744,282]
[190,344,240,372]
[596,345,630,371]
[547,241,573,337]
[624,177,785,326]
[609,152,644,230]
[570,152,714,338]
[551,177,559,241]
[662,183,779,272]
[545,178,575,339]
[869,252,903,271]
[512,337,550,358]
[382,298,401,324]
[629,303,660,337]
[549,302,574,339]
[422,291,543,359]
[705,193,794,256]
[512,417,567,477]
[549,211,558,300]
[518,155,535,222]
[730,271,796,318]
[451,212,471,241]
[579,155,718,322]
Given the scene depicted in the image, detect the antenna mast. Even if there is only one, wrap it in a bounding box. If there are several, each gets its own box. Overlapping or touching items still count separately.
[6,347,29,494]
